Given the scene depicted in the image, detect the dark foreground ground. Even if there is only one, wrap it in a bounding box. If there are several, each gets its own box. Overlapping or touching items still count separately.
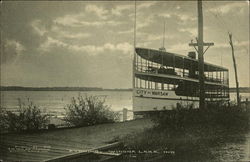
[1,118,250,162]
[0,119,153,162]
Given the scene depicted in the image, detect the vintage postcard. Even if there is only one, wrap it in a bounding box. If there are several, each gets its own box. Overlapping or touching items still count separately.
[0,0,249,161]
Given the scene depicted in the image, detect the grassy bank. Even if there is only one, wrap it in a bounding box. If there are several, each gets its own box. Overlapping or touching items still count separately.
[119,104,250,161]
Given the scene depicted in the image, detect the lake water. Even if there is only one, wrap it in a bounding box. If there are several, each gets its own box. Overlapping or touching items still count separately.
[1,91,249,115]
[0,91,133,116]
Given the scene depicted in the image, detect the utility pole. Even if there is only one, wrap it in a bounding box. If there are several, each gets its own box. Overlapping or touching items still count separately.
[189,0,214,109]
[197,0,205,109]
[133,0,137,89]
[163,21,165,49]
[229,33,240,107]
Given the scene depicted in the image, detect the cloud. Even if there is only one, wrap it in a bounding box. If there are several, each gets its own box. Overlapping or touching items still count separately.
[235,40,249,48]
[168,43,190,54]
[111,4,132,16]
[54,13,123,27]
[70,42,133,56]
[176,14,196,22]
[116,42,133,54]
[6,40,25,53]
[136,42,152,48]
[137,15,154,29]
[1,39,25,64]
[2,1,248,88]
[214,40,249,49]
[137,2,157,10]
[54,14,83,27]
[179,27,197,37]
[138,32,163,42]
[62,32,90,39]
[118,29,134,34]
[31,19,47,36]
[85,4,108,19]
[39,36,133,55]
[157,13,171,18]
[156,12,196,25]
[39,37,67,52]
[71,42,133,55]
[51,25,90,39]
[209,2,246,15]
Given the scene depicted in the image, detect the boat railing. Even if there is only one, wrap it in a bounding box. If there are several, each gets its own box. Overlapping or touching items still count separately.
[135,62,227,85]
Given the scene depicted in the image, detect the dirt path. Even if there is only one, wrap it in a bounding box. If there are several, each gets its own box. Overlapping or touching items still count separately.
[0,119,153,162]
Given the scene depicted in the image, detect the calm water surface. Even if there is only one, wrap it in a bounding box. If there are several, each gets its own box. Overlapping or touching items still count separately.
[0,91,132,114]
[1,91,249,112]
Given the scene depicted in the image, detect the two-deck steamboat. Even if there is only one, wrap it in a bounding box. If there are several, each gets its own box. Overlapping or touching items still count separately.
[132,0,231,117]
[132,47,229,117]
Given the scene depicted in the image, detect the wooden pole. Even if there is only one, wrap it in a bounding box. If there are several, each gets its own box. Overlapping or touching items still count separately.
[133,0,137,89]
[163,21,165,48]
[197,0,205,109]
[123,108,128,121]
[229,33,241,107]
[189,0,214,109]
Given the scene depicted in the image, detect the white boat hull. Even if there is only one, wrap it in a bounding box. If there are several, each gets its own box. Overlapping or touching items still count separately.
[133,88,199,113]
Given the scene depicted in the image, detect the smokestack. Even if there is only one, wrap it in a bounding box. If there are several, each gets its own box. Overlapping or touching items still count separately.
[188,51,196,59]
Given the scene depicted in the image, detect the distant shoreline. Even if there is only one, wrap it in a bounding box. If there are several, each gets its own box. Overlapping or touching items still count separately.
[0,86,249,93]
[229,87,250,93]
[0,86,132,92]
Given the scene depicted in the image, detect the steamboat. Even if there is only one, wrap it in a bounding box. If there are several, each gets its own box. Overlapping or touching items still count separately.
[132,1,230,117]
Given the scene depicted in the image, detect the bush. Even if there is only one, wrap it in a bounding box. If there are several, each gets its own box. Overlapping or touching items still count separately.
[151,102,250,136]
[0,99,49,133]
[120,103,250,161]
[63,95,119,127]
[0,108,9,132]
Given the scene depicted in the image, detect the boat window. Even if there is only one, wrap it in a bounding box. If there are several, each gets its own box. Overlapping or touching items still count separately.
[169,84,174,90]
[163,84,168,90]
[141,80,145,88]
[155,83,161,90]
[152,82,155,90]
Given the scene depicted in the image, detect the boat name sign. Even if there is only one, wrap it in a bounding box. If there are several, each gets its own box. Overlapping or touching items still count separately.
[136,89,169,96]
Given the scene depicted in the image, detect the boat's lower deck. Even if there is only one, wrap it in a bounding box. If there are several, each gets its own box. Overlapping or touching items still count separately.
[133,88,229,114]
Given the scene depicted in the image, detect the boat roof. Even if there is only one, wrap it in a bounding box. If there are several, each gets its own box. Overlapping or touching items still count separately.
[135,47,228,72]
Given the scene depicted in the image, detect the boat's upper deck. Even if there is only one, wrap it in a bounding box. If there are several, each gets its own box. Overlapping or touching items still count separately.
[134,47,229,87]
[135,47,228,72]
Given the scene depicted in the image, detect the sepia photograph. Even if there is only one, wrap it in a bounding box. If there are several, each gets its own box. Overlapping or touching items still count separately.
[0,0,249,161]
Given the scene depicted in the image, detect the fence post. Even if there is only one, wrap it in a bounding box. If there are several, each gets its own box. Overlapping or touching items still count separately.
[123,108,128,121]
[246,98,249,112]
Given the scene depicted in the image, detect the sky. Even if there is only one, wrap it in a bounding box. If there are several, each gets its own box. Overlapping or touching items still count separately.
[1,1,249,89]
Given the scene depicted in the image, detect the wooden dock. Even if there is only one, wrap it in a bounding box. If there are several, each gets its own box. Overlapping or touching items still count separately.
[0,119,153,162]
[45,142,121,162]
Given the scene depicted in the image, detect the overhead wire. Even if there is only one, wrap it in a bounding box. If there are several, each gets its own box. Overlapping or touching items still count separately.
[204,1,249,88]
[204,1,249,54]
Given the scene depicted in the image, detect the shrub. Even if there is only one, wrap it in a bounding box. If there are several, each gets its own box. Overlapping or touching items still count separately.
[120,103,250,161]
[63,95,119,127]
[0,99,49,133]
[151,102,250,136]
[0,108,9,132]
